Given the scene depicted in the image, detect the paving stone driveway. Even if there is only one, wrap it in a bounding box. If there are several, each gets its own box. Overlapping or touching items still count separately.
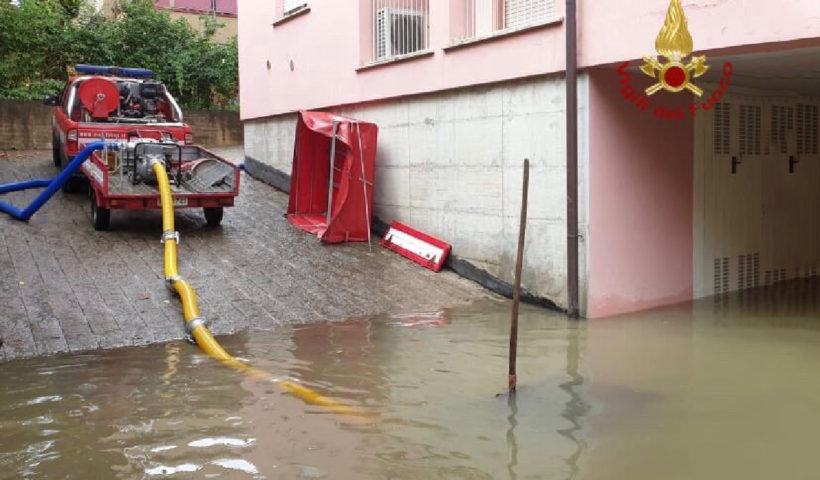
[0,147,493,360]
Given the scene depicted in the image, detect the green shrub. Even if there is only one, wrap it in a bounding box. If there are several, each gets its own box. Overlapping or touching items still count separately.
[0,0,237,110]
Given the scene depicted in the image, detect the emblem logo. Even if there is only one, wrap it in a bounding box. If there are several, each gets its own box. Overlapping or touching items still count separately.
[640,0,708,96]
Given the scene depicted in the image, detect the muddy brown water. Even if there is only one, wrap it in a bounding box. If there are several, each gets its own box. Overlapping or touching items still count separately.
[2,282,820,479]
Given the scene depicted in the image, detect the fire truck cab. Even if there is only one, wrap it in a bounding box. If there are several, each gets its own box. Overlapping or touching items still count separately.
[45,65,192,176]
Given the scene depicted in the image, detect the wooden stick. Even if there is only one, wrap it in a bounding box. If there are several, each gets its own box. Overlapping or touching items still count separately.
[509,159,530,392]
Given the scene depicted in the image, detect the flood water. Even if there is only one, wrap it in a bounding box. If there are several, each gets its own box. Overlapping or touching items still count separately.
[2,281,820,480]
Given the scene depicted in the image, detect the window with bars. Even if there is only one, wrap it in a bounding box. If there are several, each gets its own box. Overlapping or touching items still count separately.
[456,0,554,41]
[366,0,429,63]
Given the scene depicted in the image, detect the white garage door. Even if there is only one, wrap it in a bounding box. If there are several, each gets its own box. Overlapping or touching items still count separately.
[694,93,820,298]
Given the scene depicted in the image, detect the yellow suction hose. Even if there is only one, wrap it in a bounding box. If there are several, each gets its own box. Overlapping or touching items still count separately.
[152,162,360,416]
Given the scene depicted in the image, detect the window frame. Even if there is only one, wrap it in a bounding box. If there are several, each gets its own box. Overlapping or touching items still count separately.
[273,0,310,26]
[360,0,431,67]
[447,0,561,49]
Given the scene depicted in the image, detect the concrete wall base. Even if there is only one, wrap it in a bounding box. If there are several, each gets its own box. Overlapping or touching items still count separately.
[244,75,590,312]
[244,154,561,311]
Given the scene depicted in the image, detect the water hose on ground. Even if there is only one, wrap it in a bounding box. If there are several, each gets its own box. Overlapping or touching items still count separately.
[151,161,360,416]
[0,141,108,221]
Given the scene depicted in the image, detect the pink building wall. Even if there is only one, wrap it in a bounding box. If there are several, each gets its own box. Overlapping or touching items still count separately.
[239,0,820,120]
[579,0,820,68]
[238,0,566,120]
[587,68,693,318]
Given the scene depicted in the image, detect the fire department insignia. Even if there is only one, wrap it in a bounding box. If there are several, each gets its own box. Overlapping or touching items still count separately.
[640,0,709,96]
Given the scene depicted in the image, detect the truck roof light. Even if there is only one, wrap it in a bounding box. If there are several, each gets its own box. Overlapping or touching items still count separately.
[74,64,155,79]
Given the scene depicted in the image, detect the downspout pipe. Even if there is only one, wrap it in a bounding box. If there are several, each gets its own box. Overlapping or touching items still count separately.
[0,141,109,221]
[566,0,580,317]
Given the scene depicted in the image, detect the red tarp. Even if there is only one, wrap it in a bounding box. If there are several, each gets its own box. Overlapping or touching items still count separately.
[286,111,378,243]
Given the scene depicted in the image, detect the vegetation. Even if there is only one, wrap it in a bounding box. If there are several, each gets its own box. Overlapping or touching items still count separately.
[0,0,238,110]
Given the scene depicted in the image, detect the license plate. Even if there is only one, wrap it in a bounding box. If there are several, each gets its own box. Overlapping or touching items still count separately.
[161,197,188,207]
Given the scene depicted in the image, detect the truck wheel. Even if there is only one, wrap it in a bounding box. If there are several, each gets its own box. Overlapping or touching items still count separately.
[52,137,61,168]
[62,175,85,194]
[90,190,110,231]
[60,155,86,194]
[203,207,223,226]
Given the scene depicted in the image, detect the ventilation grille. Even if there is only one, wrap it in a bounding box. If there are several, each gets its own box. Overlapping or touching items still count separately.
[766,268,788,285]
[739,104,761,155]
[713,257,729,296]
[713,102,730,155]
[797,104,819,155]
[771,105,793,154]
[737,253,760,290]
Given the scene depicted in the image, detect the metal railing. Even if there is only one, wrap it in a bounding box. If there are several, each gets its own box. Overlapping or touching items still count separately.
[459,0,554,41]
[369,0,429,63]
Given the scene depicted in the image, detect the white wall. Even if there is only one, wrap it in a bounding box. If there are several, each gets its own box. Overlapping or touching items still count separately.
[245,75,589,309]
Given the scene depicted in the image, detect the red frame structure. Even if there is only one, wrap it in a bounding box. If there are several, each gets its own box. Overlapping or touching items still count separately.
[286,111,379,243]
[381,221,451,272]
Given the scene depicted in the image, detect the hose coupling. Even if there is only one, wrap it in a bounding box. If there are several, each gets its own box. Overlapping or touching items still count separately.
[165,275,181,291]
[186,316,208,334]
[160,230,180,244]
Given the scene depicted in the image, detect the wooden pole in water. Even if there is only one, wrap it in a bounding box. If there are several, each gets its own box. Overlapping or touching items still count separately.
[509,158,530,392]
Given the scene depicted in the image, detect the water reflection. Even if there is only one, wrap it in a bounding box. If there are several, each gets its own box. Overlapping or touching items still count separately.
[505,392,519,480]
[557,325,589,480]
[3,286,820,479]
[1,302,594,479]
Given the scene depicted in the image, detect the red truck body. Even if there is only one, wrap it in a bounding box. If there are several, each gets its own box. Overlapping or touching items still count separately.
[45,66,240,230]
[51,73,192,166]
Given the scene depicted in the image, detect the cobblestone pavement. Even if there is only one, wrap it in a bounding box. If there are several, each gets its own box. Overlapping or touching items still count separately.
[0,148,494,360]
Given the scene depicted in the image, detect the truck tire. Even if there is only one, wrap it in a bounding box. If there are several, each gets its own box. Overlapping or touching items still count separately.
[62,175,85,194]
[52,137,61,168]
[90,189,110,231]
[60,155,86,194]
[203,207,223,226]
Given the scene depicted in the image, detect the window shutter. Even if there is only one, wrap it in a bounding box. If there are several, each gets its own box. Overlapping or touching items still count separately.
[503,0,553,30]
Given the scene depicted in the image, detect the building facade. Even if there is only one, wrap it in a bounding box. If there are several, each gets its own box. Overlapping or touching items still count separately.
[96,0,238,43]
[238,0,820,317]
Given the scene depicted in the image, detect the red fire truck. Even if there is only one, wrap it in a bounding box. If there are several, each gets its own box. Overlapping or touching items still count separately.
[44,65,240,230]
[46,65,192,170]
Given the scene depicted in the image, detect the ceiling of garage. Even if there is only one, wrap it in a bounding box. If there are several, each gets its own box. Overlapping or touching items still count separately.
[699,46,820,96]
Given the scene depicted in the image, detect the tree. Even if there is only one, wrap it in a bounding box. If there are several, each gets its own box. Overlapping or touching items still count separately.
[0,0,238,110]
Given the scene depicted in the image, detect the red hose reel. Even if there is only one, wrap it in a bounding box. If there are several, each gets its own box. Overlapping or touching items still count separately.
[78,77,120,119]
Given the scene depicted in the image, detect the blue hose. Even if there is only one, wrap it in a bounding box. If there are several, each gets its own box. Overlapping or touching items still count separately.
[0,179,53,194]
[0,141,112,221]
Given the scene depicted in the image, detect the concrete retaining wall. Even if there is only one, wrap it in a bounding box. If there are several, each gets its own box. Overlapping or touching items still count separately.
[0,100,53,151]
[0,99,243,150]
[244,75,590,310]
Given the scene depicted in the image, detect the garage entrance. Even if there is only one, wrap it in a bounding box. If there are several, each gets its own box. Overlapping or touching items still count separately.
[694,87,820,298]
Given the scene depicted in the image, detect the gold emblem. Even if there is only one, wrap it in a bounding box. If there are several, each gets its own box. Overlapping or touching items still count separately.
[640,0,708,96]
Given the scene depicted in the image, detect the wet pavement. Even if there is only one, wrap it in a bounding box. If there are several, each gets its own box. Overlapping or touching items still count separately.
[0,148,492,360]
[1,286,819,480]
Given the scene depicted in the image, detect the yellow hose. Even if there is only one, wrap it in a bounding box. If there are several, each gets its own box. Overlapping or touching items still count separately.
[152,162,360,416]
